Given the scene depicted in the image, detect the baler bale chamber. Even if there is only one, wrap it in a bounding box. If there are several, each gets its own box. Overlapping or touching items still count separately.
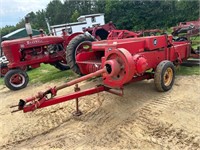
[11,34,191,114]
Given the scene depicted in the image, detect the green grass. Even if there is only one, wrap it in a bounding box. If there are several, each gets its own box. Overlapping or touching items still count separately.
[28,64,76,84]
[176,66,200,75]
[0,77,3,85]
[0,64,199,87]
[0,64,77,85]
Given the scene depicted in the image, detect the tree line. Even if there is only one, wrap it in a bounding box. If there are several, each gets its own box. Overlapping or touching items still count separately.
[0,0,199,37]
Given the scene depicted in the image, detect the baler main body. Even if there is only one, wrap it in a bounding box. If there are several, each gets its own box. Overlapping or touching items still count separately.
[76,35,190,87]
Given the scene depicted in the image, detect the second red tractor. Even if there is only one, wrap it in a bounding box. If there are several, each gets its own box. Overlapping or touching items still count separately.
[1,18,116,90]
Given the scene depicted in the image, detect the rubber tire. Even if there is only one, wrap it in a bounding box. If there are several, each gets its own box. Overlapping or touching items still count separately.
[66,34,96,75]
[175,37,188,42]
[51,61,70,71]
[154,60,175,92]
[4,69,29,91]
[0,63,9,77]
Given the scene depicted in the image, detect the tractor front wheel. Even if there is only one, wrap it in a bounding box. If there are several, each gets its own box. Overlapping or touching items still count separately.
[4,69,29,90]
[154,60,175,92]
[66,34,96,75]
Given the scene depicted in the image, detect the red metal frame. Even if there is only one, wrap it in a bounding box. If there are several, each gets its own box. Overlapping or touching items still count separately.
[107,30,139,40]
[22,85,110,113]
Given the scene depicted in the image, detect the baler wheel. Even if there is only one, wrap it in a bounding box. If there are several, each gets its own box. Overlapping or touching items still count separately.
[154,60,175,92]
[66,34,96,75]
[4,69,29,91]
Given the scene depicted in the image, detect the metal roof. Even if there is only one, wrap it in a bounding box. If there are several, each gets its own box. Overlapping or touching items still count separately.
[51,21,87,28]
[2,28,40,40]
[77,13,104,20]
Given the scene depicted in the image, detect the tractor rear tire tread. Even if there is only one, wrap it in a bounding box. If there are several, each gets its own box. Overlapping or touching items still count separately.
[66,34,96,75]
[154,60,175,92]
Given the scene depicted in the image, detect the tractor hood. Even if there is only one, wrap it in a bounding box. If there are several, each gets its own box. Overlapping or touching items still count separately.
[1,36,64,49]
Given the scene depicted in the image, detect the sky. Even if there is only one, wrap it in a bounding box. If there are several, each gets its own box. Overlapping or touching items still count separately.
[0,0,51,28]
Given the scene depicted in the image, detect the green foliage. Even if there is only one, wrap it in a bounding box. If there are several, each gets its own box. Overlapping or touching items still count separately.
[0,0,199,38]
[70,10,80,22]
[46,0,64,26]
[0,26,17,38]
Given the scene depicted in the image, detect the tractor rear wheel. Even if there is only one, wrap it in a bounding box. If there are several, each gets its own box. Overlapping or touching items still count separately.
[4,69,29,90]
[66,34,96,75]
[154,60,175,92]
[51,61,70,71]
[174,37,188,42]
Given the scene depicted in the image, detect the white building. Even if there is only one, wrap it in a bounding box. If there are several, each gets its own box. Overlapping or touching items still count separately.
[50,13,105,36]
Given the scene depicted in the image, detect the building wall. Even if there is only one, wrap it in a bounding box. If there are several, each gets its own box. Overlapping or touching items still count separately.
[52,14,105,36]
[53,23,87,36]
[85,15,105,27]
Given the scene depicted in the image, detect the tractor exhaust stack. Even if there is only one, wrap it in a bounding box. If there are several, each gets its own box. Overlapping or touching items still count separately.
[25,15,33,39]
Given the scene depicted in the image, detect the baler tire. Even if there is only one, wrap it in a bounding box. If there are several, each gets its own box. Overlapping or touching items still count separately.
[154,60,175,92]
[51,61,70,71]
[66,34,96,75]
[4,69,29,91]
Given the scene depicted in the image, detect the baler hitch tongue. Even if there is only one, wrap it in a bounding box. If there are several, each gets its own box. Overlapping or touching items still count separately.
[10,99,26,113]
[11,67,107,113]
[10,86,58,113]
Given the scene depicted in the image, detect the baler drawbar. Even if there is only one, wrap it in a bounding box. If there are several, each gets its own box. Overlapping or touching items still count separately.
[10,66,126,114]
[11,34,191,115]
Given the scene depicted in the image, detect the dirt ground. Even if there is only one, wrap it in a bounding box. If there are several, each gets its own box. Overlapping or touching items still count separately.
[0,75,200,150]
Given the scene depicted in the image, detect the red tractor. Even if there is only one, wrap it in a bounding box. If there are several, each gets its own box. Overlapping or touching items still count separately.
[11,33,191,114]
[1,17,116,90]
